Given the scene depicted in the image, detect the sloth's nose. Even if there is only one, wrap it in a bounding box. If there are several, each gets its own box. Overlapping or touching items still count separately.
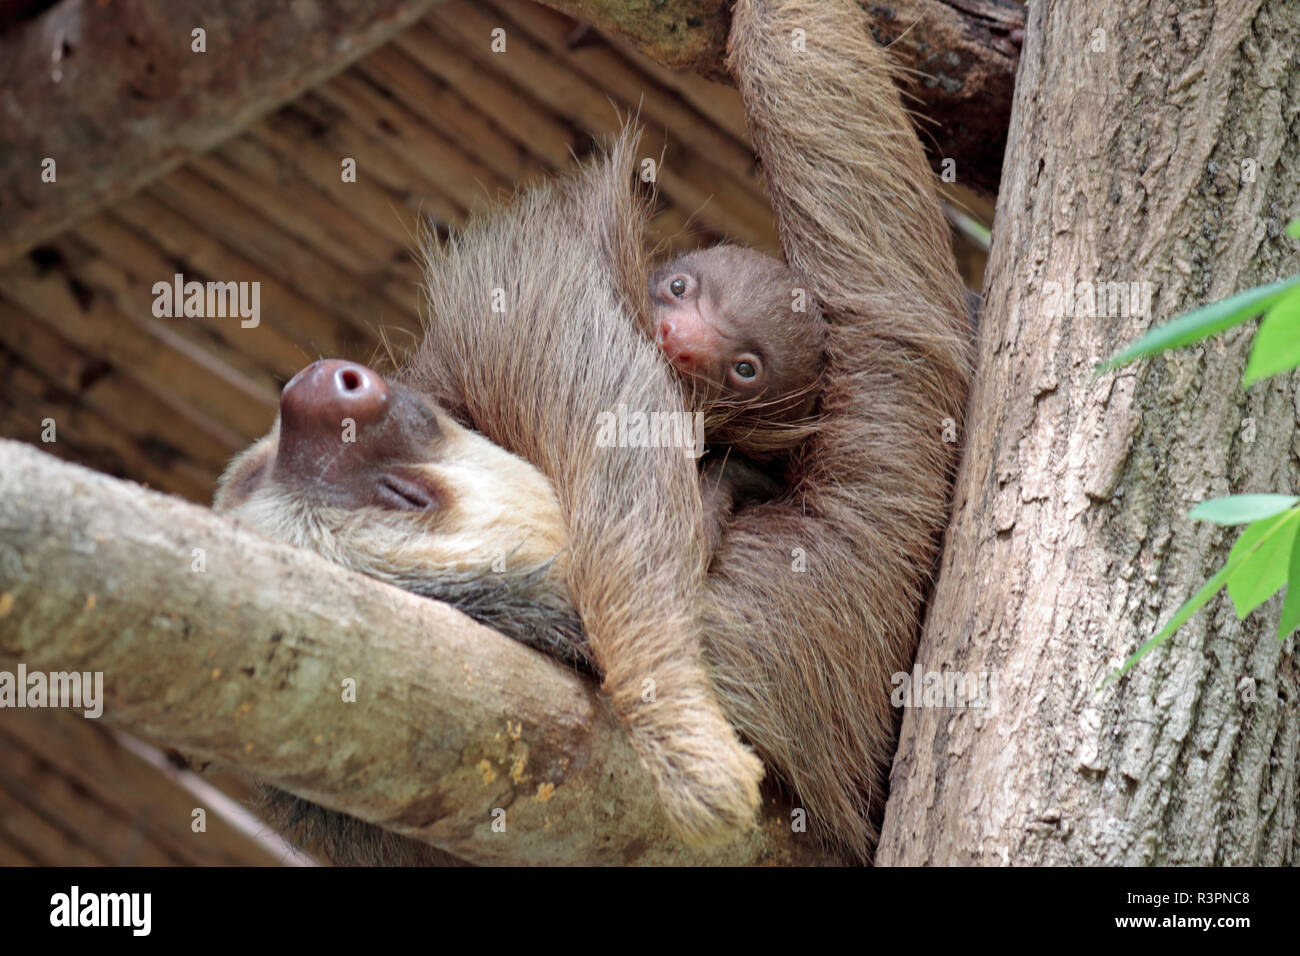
[655,319,673,347]
[280,359,390,435]
[271,359,443,509]
[657,320,699,367]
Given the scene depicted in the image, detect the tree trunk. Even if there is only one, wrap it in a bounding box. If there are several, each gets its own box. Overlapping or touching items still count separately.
[878,0,1300,865]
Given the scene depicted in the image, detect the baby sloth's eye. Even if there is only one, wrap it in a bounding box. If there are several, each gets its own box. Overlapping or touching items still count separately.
[727,353,763,389]
[669,276,688,297]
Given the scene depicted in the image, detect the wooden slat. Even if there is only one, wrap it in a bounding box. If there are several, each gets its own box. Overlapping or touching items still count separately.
[427,1,776,247]
[429,1,621,131]
[4,361,213,502]
[0,839,37,866]
[0,749,178,866]
[248,112,444,253]
[148,168,421,344]
[0,299,246,473]
[37,234,282,408]
[0,252,277,441]
[608,35,752,143]
[1,710,282,866]
[0,299,99,394]
[0,405,87,473]
[391,22,578,169]
[0,786,106,866]
[237,128,422,252]
[495,0,767,205]
[205,141,413,275]
[355,45,544,186]
[0,405,108,475]
[72,216,307,385]
[313,73,518,215]
[109,193,369,362]
[274,95,466,229]
[191,148,424,317]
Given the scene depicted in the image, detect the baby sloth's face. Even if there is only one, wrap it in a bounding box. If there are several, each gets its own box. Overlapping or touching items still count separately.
[650,260,769,401]
[648,245,826,428]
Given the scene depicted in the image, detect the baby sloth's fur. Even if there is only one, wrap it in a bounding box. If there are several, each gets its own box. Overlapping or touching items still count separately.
[216,0,971,864]
[707,0,973,858]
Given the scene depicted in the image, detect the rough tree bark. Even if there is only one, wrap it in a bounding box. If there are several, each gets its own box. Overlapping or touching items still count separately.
[879,0,1300,865]
[0,440,829,865]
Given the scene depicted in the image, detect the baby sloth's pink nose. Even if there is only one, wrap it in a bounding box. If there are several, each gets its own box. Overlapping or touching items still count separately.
[657,320,700,368]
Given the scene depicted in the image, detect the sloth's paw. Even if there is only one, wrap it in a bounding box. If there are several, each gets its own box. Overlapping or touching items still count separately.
[638,710,765,847]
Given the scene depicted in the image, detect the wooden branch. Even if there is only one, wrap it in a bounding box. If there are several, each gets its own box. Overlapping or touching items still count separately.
[538,0,1024,193]
[0,0,445,263]
[0,440,830,865]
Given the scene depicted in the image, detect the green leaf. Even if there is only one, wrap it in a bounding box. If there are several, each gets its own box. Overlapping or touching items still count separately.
[1225,509,1300,618]
[1096,274,1300,373]
[1278,533,1300,641]
[1189,494,1300,525]
[1287,219,1300,239]
[965,220,992,246]
[1244,290,1300,385]
[1105,505,1300,683]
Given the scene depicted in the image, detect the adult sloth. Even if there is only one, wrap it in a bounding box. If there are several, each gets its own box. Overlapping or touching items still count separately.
[217,0,972,864]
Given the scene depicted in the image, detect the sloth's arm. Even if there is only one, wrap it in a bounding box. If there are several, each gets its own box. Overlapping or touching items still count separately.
[699,0,975,861]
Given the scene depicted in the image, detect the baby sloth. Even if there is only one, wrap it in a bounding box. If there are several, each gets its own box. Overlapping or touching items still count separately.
[649,245,826,549]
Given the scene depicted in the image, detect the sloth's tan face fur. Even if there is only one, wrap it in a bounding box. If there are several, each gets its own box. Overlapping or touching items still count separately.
[214,410,570,595]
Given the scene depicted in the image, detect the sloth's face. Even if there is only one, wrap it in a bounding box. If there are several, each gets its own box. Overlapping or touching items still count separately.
[214,360,568,596]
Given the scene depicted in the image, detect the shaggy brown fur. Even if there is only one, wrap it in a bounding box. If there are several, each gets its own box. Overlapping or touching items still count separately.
[403,126,764,846]
[216,0,971,864]
[704,0,973,858]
